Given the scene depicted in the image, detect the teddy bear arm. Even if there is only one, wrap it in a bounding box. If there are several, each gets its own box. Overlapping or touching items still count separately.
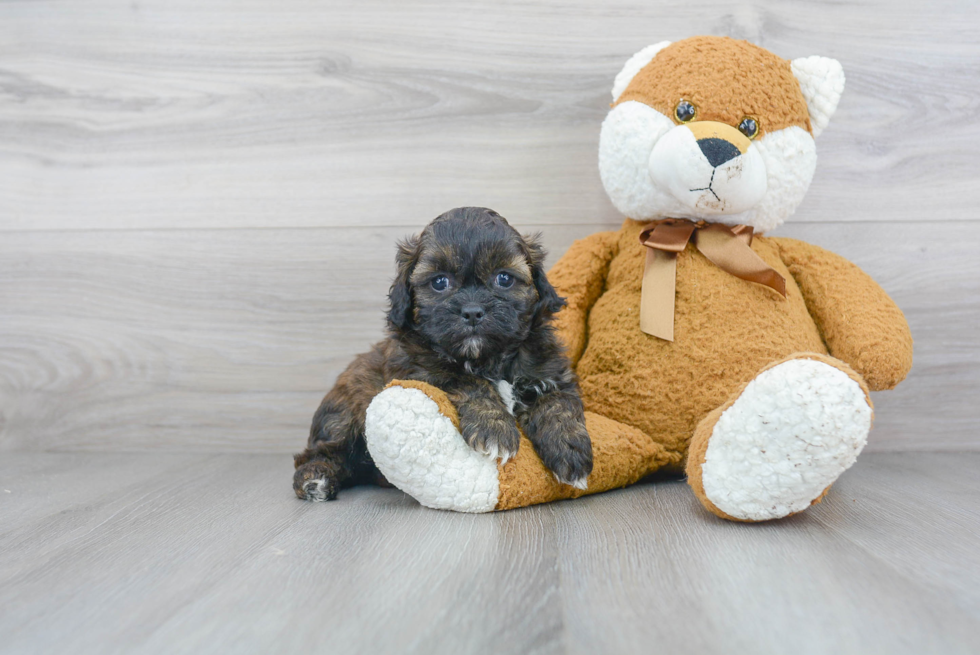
[546,231,620,366]
[773,237,913,391]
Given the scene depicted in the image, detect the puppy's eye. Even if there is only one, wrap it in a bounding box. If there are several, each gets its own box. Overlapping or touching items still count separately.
[494,272,515,289]
[738,117,759,139]
[430,275,451,292]
[674,100,697,123]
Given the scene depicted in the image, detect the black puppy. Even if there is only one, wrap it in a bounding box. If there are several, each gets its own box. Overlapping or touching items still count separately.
[293,207,592,501]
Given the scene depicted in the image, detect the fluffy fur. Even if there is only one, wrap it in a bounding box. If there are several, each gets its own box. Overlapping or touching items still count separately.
[293,207,592,501]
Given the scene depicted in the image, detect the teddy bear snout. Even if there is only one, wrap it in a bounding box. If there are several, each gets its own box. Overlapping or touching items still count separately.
[648,122,768,216]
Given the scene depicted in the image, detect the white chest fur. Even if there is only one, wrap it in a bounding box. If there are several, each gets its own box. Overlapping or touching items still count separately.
[495,380,516,415]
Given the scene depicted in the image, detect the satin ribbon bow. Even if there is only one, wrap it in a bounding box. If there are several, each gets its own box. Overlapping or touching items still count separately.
[637,219,787,341]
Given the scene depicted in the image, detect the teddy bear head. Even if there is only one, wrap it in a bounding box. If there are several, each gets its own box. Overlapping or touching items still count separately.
[598,36,844,232]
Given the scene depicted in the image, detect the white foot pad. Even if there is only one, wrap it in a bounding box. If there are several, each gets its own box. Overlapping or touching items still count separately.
[303,478,330,502]
[701,359,872,521]
[365,386,499,513]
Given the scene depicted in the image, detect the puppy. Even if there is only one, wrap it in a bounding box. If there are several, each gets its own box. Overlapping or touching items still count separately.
[293,207,593,501]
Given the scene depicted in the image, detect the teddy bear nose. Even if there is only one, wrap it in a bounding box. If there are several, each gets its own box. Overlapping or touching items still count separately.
[697,137,742,168]
[461,304,486,325]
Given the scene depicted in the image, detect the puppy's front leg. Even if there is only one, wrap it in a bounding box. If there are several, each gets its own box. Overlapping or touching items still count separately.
[451,382,522,463]
[517,390,593,489]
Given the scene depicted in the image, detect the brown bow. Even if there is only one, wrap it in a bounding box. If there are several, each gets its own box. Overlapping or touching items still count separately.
[638,219,787,341]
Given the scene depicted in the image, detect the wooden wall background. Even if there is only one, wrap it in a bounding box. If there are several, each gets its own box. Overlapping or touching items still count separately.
[1,0,977,453]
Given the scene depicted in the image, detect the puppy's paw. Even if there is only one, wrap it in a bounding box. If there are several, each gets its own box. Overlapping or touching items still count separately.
[293,461,339,502]
[534,418,593,489]
[460,408,521,463]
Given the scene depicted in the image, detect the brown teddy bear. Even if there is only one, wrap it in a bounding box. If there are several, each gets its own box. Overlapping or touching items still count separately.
[363,36,913,521]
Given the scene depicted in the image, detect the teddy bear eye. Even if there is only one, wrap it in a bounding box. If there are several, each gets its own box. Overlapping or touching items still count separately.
[738,117,759,139]
[494,272,515,289]
[674,100,697,123]
[430,275,451,292]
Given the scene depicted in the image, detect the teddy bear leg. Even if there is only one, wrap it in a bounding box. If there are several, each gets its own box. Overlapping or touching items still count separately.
[686,353,873,522]
[365,380,682,512]
[494,410,683,510]
[364,381,501,513]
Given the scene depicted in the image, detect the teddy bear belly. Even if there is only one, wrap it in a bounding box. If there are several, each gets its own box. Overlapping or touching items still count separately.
[574,254,827,459]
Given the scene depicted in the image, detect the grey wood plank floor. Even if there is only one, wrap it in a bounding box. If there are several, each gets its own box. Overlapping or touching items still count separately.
[1,452,977,654]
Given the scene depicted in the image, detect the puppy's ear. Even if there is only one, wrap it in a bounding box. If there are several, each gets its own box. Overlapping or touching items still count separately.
[387,234,422,331]
[522,232,565,322]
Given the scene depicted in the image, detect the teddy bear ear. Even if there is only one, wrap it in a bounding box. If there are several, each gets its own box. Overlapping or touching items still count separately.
[791,56,846,138]
[611,41,672,102]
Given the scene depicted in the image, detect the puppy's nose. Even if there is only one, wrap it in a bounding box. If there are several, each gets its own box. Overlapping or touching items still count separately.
[461,304,485,326]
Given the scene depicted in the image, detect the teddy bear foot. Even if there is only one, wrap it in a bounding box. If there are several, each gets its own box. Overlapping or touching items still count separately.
[364,383,500,513]
[687,354,873,522]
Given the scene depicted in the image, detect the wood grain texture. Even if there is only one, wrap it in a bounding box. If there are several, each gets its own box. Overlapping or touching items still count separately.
[0,451,977,654]
[0,0,978,231]
[0,0,977,453]
[2,222,976,452]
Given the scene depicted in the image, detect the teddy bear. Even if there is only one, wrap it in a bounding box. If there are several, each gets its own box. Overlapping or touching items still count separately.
[362,35,913,521]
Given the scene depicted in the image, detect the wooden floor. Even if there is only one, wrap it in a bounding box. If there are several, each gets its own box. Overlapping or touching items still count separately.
[1,451,977,654]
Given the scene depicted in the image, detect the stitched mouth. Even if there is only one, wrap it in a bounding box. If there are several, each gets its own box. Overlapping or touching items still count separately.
[690,168,721,202]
